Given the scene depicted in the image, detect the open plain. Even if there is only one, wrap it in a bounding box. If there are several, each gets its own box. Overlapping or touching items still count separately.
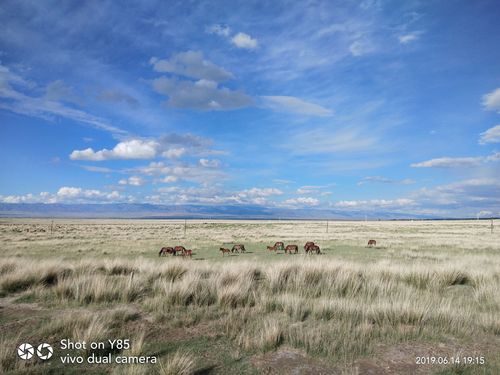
[0,219,499,374]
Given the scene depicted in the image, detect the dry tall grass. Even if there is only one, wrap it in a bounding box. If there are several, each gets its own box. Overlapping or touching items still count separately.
[1,255,498,362]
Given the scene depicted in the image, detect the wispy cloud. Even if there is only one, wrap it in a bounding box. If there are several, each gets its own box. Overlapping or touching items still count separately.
[398,32,421,44]
[260,96,333,116]
[411,152,500,168]
[0,64,128,137]
[358,176,415,186]
[479,125,500,144]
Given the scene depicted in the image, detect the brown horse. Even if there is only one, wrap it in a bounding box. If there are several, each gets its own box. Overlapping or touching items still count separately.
[304,241,315,251]
[220,247,231,256]
[285,244,298,254]
[267,245,277,251]
[159,247,174,256]
[232,244,246,253]
[174,246,186,255]
[367,239,377,247]
[184,249,193,258]
[274,242,285,251]
[305,244,321,254]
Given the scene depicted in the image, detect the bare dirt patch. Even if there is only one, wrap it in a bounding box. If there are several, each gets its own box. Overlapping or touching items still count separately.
[252,347,338,375]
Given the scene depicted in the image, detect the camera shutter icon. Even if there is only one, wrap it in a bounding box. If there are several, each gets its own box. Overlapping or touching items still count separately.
[36,343,53,360]
[17,343,34,360]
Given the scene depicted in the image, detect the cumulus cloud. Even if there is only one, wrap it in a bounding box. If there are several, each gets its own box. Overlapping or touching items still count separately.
[149,186,282,206]
[334,198,415,209]
[160,175,178,183]
[132,160,225,184]
[261,96,333,116]
[411,152,500,168]
[152,76,253,110]
[358,176,416,186]
[70,139,158,161]
[479,125,500,144]
[207,25,258,49]
[118,176,144,186]
[482,88,500,112]
[283,197,320,206]
[0,187,125,204]
[237,188,283,198]
[70,133,218,161]
[150,51,233,82]
[231,32,258,49]
[414,179,500,212]
[199,158,221,168]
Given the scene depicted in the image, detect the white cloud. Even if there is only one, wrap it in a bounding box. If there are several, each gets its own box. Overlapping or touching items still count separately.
[199,158,221,168]
[479,125,500,144]
[413,179,500,214]
[118,176,144,186]
[411,152,500,168]
[162,148,186,158]
[349,40,374,56]
[207,24,231,37]
[70,134,219,161]
[482,88,500,112]
[161,175,178,183]
[0,186,127,204]
[231,32,258,49]
[70,139,158,161]
[334,198,415,209]
[398,33,420,44]
[150,51,233,82]
[133,160,225,184]
[261,96,333,117]
[238,188,283,198]
[283,197,319,206]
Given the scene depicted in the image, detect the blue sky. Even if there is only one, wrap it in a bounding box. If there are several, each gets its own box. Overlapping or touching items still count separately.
[1,0,499,217]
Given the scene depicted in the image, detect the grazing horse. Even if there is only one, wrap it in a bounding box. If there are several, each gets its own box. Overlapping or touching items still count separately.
[305,244,320,254]
[304,242,315,251]
[174,246,186,255]
[309,244,321,254]
[267,245,277,251]
[367,239,377,247]
[285,245,298,254]
[184,249,193,258]
[159,247,174,256]
[220,247,231,256]
[232,244,246,253]
[274,242,285,251]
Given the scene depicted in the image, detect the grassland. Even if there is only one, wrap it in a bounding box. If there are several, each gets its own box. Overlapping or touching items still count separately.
[0,219,499,374]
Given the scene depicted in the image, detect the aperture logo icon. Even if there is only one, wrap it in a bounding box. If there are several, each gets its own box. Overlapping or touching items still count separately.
[17,343,53,360]
[36,343,53,360]
[17,343,34,360]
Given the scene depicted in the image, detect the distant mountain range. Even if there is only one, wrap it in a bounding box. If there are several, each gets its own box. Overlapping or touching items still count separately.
[0,203,437,220]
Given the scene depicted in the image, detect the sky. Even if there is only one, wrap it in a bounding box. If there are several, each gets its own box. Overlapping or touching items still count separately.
[1,0,500,218]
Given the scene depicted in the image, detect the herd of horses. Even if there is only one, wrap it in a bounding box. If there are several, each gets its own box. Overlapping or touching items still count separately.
[158,246,193,257]
[158,239,377,258]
